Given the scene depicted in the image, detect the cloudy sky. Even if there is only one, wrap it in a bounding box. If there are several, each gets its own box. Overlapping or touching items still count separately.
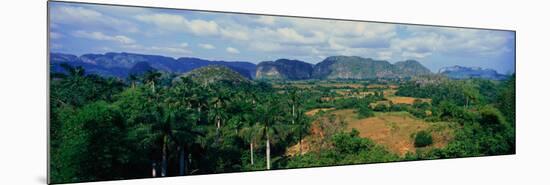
[49,2,515,74]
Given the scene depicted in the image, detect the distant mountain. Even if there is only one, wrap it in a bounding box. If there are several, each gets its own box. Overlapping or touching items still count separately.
[54,52,504,81]
[394,60,432,76]
[128,62,155,76]
[438,65,508,80]
[50,53,129,77]
[312,56,431,79]
[176,57,256,79]
[50,52,256,79]
[256,59,313,80]
[181,66,249,85]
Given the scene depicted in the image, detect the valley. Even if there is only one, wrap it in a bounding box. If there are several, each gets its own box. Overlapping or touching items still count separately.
[49,52,516,183]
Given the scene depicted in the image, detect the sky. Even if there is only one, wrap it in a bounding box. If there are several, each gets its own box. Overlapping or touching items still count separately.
[49,2,516,74]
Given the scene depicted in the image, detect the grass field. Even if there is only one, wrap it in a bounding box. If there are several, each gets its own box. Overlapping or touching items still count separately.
[287,109,455,156]
[387,96,432,105]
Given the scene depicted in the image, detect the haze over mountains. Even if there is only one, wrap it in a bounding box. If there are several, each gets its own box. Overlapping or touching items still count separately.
[50,52,256,79]
[50,52,510,80]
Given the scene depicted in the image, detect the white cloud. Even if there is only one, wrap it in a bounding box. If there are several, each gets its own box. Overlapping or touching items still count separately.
[73,31,135,44]
[390,26,513,60]
[215,16,399,59]
[255,16,276,25]
[52,6,102,21]
[220,27,249,41]
[133,12,400,59]
[50,5,138,33]
[249,42,283,52]
[122,44,192,57]
[135,13,219,36]
[51,3,513,67]
[390,32,441,59]
[188,20,219,36]
[199,43,215,49]
[135,13,186,27]
[150,46,192,54]
[226,47,240,54]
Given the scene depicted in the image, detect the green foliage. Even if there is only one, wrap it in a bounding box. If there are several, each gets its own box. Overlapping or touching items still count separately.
[51,101,129,183]
[332,129,374,154]
[49,66,515,183]
[183,66,249,85]
[417,105,514,159]
[285,130,398,168]
[414,130,433,147]
[497,75,516,124]
[373,103,390,112]
[357,103,375,118]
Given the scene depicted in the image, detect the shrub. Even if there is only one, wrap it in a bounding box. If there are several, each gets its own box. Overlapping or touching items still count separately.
[414,130,433,147]
[357,104,375,118]
[479,106,506,127]
[373,103,389,112]
[332,129,373,154]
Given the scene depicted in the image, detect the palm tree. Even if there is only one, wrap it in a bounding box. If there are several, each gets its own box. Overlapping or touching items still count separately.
[163,80,207,176]
[294,109,309,155]
[208,86,232,138]
[128,74,139,89]
[239,122,262,165]
[229,89,262,166]
[462,82,478,109]
[287,88,306,154]
[143,70,161,93]
[233,85,263,165]
[256,94,287,170]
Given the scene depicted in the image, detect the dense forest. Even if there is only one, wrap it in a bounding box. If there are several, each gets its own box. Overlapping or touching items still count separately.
[49,64,515,184]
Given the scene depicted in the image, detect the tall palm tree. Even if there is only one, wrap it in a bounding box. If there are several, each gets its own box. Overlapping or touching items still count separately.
[287,88,305,154]
[163,80,206,176]
[256,94,287,170]
[294,109,309,155]
[128,74,139,89]
[239,121,262,165]
[238,85,262,165]
[143,70,161,93]
[229,88,262,166]
[208,85,232,138]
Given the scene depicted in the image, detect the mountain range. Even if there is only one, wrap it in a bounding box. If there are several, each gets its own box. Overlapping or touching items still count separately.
[50,52,509,81]
[50,52,256,79]
[438,65,509,80]
[311,56,431,79]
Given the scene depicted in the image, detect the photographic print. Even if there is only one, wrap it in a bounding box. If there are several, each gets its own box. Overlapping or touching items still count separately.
[48,1,516,184]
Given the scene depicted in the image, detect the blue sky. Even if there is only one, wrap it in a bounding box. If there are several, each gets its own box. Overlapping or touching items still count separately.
[49,2,515,74]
